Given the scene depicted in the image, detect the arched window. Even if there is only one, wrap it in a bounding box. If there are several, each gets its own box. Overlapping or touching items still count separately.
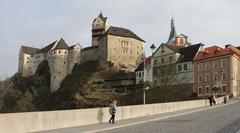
[180,39,184,44]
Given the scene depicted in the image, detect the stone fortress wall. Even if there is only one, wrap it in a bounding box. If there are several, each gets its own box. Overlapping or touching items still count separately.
[18,13,145,92]
[18,40,81,92]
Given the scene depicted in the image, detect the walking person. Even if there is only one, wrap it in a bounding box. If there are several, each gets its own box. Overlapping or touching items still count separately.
[224,95,227,104]
[109,100,117,124]
[208,95,213,106]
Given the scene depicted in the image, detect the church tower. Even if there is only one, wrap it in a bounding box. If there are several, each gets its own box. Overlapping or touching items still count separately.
[92,13,109,46]
[167,17,177,45]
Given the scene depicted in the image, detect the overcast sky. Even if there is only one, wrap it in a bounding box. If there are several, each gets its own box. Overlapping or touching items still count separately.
[0,0,239,79]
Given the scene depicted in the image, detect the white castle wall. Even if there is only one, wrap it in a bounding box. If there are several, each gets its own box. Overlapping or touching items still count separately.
[19,45,82,92]
[68,45,81,73]
[49,49,69,92]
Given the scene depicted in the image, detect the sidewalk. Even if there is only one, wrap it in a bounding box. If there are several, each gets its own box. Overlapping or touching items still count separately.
[36,100,238,133]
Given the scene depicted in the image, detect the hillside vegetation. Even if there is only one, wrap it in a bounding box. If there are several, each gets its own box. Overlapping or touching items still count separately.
[0,60,197,113]
[0,60,141,112]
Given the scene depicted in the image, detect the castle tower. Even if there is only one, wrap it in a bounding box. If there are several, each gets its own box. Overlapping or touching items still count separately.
[167,17,177,44]
[49,38,69,92]
[92,12,109,46]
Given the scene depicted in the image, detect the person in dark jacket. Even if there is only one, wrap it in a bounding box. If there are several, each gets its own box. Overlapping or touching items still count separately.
[208,95,213,106]
[109,100,117,124]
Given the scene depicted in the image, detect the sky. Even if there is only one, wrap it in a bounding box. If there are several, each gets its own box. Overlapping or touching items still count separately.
[0,0,240,79]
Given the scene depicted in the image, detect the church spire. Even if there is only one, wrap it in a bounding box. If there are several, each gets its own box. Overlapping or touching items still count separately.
[167,17,177,44]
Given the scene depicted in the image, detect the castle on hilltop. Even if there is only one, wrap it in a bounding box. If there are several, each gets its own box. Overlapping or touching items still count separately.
[18,13,145,92]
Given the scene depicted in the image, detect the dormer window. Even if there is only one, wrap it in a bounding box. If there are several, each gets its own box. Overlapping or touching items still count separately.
[203,51,209,56]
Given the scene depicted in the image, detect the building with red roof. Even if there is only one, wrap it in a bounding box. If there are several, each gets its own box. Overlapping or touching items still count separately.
[194,45,240,97]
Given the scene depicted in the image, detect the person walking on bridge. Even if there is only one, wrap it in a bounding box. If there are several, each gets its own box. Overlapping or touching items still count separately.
[109,100,117,124]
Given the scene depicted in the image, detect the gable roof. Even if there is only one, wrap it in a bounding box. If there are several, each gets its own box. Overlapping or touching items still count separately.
[21,46,40,54]
[69,43,81,49]
[177,43,202,63]
[135,62,144,72]
[194,45,240,61]
[99,26,145,42]
[93,13,108,23]
[52,38,69,50]
[153,43,183,56]
[21,38,70,54]
[39,41,57,53]
[82,45,98,51]
[164,44,183,52]
[177,34,188,38]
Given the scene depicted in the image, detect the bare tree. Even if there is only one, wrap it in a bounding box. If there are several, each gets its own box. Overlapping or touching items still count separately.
[155,63,178,102]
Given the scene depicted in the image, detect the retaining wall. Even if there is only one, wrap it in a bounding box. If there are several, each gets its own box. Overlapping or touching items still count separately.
[0,96,228,133]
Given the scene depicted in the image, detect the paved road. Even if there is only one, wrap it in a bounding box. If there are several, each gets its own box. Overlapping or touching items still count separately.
[100,100,240,133]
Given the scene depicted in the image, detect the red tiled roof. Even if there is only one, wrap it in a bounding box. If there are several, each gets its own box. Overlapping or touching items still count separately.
[194,45,236,61]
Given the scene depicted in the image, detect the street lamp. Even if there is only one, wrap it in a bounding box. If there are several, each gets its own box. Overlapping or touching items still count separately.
[143,86,150,104]
[150,44,156,55]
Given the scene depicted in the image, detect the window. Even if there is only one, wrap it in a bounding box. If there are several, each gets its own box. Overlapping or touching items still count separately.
[205,74,210,82]
[178,64,182,72]
[198,75,202,83]
[198,63,202,71]
[65,51,67,54]
[214,61,218,68]
[213,73,218,81]
[54,51,56,54]
[180,39,184,44]
[221,59,226,67]
[184,64,188,70]
[205,86,210,94]
[59,51,61,54]
[154,60,158,65]
[222,85,226,93]
[198,86,202,94]
[139,72,141,77]
[161,58,165,63]
[222,72,226,80]
[205,62,210,70]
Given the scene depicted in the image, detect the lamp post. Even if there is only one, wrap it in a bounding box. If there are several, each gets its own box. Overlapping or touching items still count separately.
[150,44,156,55]
[143,86,149,104]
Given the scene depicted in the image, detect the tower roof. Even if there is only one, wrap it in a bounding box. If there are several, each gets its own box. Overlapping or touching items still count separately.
[52,38,69,50]
[167,17,177,44]
[93,13,108,23]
